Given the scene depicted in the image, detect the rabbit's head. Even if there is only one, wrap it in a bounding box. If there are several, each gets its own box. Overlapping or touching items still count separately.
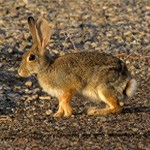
[18,16,50,77]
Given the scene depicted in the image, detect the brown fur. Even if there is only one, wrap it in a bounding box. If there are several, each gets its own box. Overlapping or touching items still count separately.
[18,16,137,117]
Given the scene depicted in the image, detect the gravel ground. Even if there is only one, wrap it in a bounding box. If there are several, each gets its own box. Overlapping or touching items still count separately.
[0,0,150,149]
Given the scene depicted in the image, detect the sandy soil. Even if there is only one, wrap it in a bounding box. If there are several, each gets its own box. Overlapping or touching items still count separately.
[0,0,150,149]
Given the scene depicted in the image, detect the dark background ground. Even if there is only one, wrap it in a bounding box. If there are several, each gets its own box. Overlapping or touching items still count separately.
[0,0,150,149]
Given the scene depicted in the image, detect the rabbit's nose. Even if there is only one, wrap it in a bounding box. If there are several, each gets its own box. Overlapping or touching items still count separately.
[18,67,30,77]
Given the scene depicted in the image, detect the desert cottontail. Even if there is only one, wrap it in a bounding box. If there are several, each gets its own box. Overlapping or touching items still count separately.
[18,16,137,117]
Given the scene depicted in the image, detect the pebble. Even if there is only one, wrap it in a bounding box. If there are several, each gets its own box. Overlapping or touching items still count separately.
[45,109,53,115]
[39,96,51,100]
[25,81,33,87]
[97,116,107,122]
[26,95,38,101]
[119,102,124,107]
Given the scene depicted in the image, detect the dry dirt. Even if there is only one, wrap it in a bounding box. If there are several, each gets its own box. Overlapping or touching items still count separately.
[0,0,150,149]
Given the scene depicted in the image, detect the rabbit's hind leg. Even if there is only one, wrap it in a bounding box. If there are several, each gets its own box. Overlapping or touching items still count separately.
[87,88,122,116]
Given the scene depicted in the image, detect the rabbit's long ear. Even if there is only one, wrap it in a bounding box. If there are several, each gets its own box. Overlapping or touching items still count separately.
[36,17,50,55]
[28,16,40,44]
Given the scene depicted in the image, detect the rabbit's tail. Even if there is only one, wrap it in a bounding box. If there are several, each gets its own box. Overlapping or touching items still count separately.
[125,78,137,97]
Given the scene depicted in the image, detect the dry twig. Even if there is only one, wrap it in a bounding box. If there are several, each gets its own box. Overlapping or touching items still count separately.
[114,53,150,59]
[0,115,12,121]
[62,31,78,52]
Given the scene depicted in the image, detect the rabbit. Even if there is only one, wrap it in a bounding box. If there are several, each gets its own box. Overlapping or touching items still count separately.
[18,16,137,117]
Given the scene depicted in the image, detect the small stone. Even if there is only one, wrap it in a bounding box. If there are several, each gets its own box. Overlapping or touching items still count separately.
[124,31,132,36]
[23,0,28,5]
[39,96,51,100]
[45,109,53,115]
[97,116,107,122]
[25,81,33,87]
[119,102,124,107]
[132,128,138,132]
[91,42,97,48]
[26,95,38,101]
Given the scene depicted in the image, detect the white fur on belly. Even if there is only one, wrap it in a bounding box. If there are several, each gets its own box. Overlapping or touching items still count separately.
[82,87,99,100]
[39,82,63,97]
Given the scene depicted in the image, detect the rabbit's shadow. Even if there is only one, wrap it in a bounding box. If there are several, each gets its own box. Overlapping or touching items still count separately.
[122,106,150,114]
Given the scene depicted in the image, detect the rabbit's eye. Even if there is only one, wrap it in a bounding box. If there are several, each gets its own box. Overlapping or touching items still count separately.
[28,54,36,61]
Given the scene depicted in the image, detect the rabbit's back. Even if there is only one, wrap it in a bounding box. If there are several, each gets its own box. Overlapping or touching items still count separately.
[53,51,130,82]
[55,52,121,68]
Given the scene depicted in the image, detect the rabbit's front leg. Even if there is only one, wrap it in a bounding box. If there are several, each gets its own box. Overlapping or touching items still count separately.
[54,91,74,117]
[53,100,64,117]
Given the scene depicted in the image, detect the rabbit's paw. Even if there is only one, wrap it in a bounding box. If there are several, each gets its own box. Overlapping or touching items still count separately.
[87,107,98,115]
[64,111,72,117]
[53,111,64,117]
